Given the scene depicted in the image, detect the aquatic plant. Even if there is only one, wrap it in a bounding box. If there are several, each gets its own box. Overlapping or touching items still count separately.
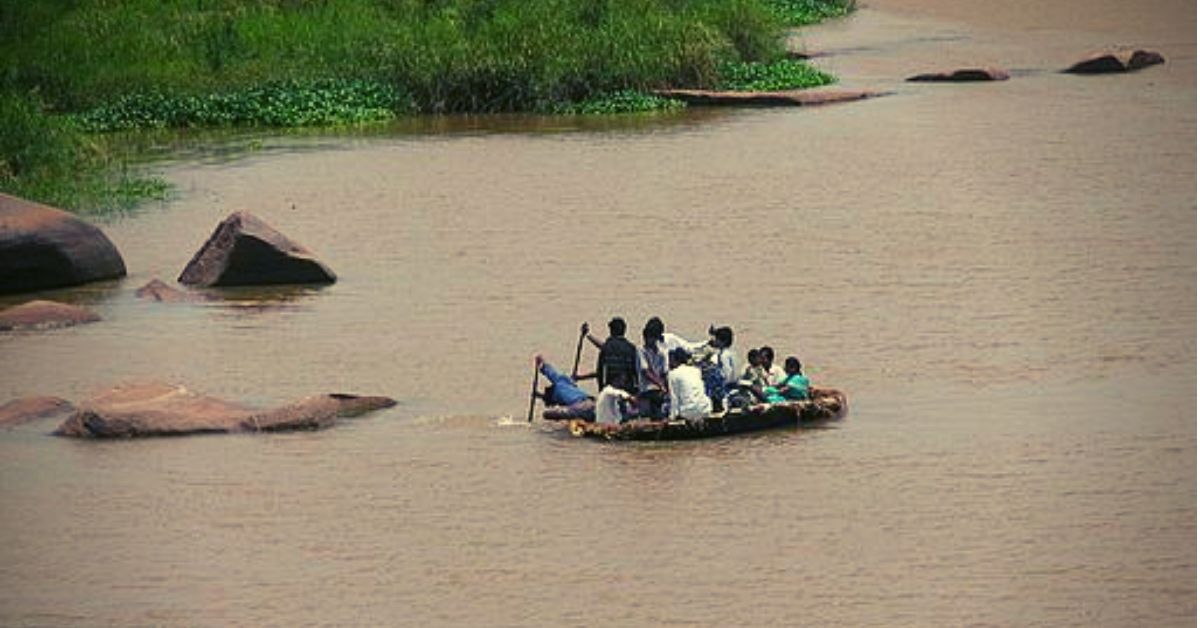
[552,91,686,115]
[0,91,167,213]
[718,59,836,91]
[75,80,412,132]
[763,0,856,25]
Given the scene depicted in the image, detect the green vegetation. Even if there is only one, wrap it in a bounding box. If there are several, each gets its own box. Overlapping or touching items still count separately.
[763,0,856,25]
[719,59,835,91]
[552,91,685,115]
[75,80,413,132]
[0,92,168,213]
[0,0,853,212]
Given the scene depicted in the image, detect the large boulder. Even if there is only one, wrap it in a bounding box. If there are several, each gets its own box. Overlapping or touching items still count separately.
[0,396,74,428]
[0,300,100,331]
[1066,48,1165,74]
[178,211,336,287]
[0,193,126,294]
[907,68,1010,82]
[53,382,395,438]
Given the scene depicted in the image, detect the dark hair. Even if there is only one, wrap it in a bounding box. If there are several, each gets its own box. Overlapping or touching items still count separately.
[644,317,664,339]
[784,357,802,373]
[669,348,691,365]
[747,348,760,361]
[760,346,775,362]
[608,317,626,336]
[713,326,733,348]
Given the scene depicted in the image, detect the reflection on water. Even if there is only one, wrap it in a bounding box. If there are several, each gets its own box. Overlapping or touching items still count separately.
[0,0,1194,625]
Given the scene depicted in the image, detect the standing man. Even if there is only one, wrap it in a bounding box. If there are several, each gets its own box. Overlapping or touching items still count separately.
[667,348,712,421]
[582,317,639,395]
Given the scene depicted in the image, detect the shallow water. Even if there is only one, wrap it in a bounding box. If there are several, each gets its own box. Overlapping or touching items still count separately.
[0,1,1194,625]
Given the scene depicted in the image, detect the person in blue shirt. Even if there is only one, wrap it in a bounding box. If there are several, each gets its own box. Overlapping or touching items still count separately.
[764,357,810,403]
[536,355,595,420]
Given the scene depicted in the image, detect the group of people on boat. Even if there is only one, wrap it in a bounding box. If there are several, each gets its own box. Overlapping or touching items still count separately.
[536,316,811,425]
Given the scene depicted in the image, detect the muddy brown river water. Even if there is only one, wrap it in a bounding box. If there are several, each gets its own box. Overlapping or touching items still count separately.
[0,0,1195,625]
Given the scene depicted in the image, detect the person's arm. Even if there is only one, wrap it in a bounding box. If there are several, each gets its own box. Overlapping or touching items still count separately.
[581,322,603,350]
[668,372,681,418]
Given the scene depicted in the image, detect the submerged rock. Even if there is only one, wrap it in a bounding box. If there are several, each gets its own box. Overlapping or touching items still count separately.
[0,396,75,428]
[0,300,100,331]
[0,193,126,295]
[53,382,396,438]
[135,278,207,303]
[652,88,882,107]
[907,68,1010,82]
[178,211,336,287]
[1066,49,1164,74]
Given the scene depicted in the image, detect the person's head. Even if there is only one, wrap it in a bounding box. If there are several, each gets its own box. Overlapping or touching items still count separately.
[644,317,664,341]
[608,317,626,337]
[712,326,733,349]
[746,348,761,367]
[668,348,691,369]
[760,346,775,367]
[784,357,802,375]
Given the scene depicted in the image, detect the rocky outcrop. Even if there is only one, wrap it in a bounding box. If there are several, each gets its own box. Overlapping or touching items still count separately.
[178,212,336,287]
[652,88,883,107]
[0,300,101,331]
[907,68,1010,82]
[0,193,126,295]
[53,382,395,438]
[1066,49,1164,74]
[0,396,74,428]
[135,278,207,303]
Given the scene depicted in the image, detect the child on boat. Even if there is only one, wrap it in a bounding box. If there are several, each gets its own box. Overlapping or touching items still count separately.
[763,357,810,403]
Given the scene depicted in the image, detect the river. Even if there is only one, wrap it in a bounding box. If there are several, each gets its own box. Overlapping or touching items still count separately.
[0,0,1194,625]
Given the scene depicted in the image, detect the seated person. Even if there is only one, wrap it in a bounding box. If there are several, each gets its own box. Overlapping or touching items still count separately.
[738,348,768,390]
[667,348,712,421]
[595,372,638,425]
[536,355,595,420]
[763,357,811,403]
[760,346,786,387]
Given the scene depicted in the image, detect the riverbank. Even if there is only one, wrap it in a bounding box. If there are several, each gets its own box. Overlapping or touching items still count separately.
[0,0,852,213]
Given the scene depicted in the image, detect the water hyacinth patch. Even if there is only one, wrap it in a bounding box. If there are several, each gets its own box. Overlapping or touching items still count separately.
[75,80,414,132]
[718,59,836,91]
[763,0,856,25]
[552,90,686,115]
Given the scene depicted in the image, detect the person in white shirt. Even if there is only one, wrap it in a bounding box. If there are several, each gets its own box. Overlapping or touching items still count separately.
[667,348,712,421]
[760,345,786,387]
[595,372,637,425]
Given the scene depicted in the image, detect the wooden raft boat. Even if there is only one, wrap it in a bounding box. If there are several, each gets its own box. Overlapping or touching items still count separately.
[562,387,848,442]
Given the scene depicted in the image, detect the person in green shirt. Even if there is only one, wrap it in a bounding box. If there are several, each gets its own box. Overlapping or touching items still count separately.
[764,357,810,403]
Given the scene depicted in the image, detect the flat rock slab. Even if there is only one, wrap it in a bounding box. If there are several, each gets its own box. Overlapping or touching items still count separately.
[0,396,74,428]
[0,193,126,295]
[1066,48,1164,74]
[652,88,882,107]
[907,68,1010,82]
[54,382,396,438]
[135,278,208,303]
[0,300,100,331]
[178,211,336,287]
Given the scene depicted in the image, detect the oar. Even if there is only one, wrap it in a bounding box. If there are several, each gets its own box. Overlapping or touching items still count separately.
[526,359,540,423]
[570,323,587,378]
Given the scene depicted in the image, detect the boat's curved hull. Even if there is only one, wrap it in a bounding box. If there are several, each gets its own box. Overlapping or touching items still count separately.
[562,387,848,441]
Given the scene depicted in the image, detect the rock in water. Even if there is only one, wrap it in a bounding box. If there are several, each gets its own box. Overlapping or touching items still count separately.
[907,68,1010,82]
[0,396,75,428]
[0,193,126,295]
[0,300,101,331]
[178,211,336,287]
[53,382,396,438]
[1066,49,1165,73]
[135,278,207,303]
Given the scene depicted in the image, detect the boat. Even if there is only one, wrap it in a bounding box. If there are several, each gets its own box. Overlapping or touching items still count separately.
[551,387,848,442]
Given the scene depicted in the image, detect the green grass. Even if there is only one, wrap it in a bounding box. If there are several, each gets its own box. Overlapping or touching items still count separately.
[552,90,686,115]
[0,92,168,214]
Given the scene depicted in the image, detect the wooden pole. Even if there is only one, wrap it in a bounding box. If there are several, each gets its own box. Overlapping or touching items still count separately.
[526,360,539,423]
[571,324,587,378]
